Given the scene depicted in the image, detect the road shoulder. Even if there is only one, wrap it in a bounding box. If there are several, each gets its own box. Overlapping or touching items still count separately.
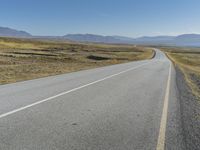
[165,65,185,150]
[176,67,200,150]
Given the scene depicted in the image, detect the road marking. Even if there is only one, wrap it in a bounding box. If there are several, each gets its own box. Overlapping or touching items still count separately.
[0,62,150,119]
[156,62,172,150]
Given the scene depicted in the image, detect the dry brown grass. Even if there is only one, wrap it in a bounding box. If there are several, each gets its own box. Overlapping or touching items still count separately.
[0,37,153,84]
[161,47,200,99]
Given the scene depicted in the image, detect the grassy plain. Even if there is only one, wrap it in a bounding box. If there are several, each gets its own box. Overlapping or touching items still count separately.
[161,47,200,99]
[0,37,153,84]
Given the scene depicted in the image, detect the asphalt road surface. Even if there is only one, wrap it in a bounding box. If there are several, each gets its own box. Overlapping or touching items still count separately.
[0,49,185,150]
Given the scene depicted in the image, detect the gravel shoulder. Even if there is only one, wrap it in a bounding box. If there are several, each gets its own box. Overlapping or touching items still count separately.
[176,67,200,150]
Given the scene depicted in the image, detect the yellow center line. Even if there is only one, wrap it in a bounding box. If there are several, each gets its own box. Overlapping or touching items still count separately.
[156,62,172,150]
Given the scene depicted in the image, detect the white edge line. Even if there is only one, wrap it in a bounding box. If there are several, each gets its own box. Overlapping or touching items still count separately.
[156,62,172,150]
[0,62,150,119]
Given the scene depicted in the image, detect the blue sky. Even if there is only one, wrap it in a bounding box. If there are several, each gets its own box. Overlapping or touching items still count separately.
[1,0,200,37]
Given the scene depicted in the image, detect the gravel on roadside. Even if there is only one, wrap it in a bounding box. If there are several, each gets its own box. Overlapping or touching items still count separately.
[176,67,200,150]
[190,73,200,90]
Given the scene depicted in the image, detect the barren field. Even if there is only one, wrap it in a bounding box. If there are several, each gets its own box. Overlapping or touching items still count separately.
[0,37,153,84]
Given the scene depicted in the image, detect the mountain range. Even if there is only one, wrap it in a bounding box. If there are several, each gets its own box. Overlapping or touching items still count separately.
[0,26,200,46]
[0,27,32,38]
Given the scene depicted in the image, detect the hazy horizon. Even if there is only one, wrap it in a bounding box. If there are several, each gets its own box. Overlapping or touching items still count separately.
[1,0,200,37]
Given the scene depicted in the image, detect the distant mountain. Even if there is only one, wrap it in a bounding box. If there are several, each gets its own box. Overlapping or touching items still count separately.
[63,34,200,46]
[1,26,200,46]
[0,27,32,37]
[63,34,177,45]
[135,36,175,42]
[176,34,200,40]
[174,34,200,46]
[132,36,175,45]
[63,34,122,43]
[112,36,135,42]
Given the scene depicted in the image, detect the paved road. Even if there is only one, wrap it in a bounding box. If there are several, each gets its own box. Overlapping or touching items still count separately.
[0,49,185,150]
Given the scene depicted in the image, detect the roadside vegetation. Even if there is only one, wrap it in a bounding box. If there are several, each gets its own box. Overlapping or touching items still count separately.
[160,47,200,99]
[0,37,153,84]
